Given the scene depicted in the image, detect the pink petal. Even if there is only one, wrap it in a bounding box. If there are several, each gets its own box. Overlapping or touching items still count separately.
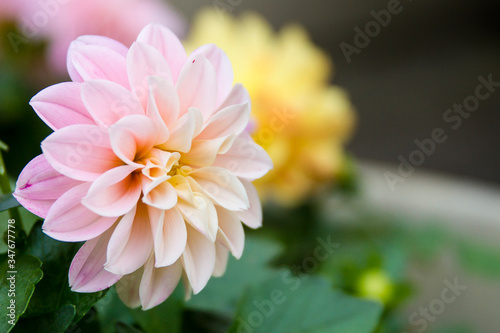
[175,55,217,118]
[41,124,122,182]
[43,182,117,242]
[177,193,218,242]
[116,266,143,309]
[30,82,94,131]
[149,207,187,267]
[142,180,177,211]
[196,102,250,141]
[139,256,182,310]
[217,84,251,111]
[67,42,129,88]
[181,225,216,294]
[14,155,81,218]
[105,204,153,275]
[216,206,245,259]
[179,137,226,167]
[81,80,143,127]
[82,165,141,217]
[108,115,159,165]
[188,167,249,211]
[67,36,128,82]
[137,23,187,82]
[169,175,195,204]
[146,76,180,131]
[212,135,273,181]
[213,242,229,277]
[236,180,263,229]
[159,108,202,153]
[188,44,234,108]
[69,227,122,292]
[127,42,173,109]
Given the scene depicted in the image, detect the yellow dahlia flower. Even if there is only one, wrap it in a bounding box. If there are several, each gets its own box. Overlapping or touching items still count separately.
[185,9,355,205]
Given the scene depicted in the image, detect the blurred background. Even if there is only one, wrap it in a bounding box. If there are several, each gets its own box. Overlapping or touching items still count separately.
[1,1,500,332]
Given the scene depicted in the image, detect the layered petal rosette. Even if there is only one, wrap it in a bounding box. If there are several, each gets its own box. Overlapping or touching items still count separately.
[14,23,272,310]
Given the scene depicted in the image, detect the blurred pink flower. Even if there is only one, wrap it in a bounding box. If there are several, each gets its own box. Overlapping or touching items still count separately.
[15,0,186,73]
[14,23,272,310]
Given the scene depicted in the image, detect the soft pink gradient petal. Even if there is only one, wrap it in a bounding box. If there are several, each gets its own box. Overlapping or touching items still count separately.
[176,55,217,118]
[180,137,226,167]
[67,36,128,81]
[137,23,187,82]
[181,225,216,294]
[188,167,249,211]
[41,124,122,182]
[140,256,182,310]
[82,165,141,217]
[67,42,129,88]
[14,155,82,218]
[43,183,117,242]
[213,242,229,277]
[30,82,94,131]
[217,84,251,111]
[69,227,122,292]
[149,208,187,267]
[116,267,143,309]
[236,179,263,229]
[105,204,153,275]
[142,180,177,211]
[188,44,234,108]
[215,206,245,259]
[169,175,195,205]
[109,115,160,165]
[196,102,250,140]
[177,193,218,242]
[159,108,202,153]
[212,135,273,181]
[81,80,143,127]
[146,76,180,131]
[127,42,173,109]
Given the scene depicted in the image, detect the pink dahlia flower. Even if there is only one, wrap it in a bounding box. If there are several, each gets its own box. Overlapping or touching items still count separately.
[16,0,186,73]
[14,23,272,310]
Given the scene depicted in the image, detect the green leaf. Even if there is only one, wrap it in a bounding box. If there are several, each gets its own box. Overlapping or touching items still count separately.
[0,253,43,332]
[12,304,76,333]
[228,274,383,333]
[186,235,284,315]
[455,239,500,279]
[0,194,20,212]
[21,222,107,323]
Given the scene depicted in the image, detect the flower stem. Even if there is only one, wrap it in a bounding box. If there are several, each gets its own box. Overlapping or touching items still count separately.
[0,143,24,230]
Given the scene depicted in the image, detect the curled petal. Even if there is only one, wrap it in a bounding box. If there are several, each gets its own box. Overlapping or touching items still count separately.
[177,193,218,242]
[159,108,203,153]
[236,179,263,229]
[149,207,187,267]
[217,84,251,111]
[213,242,229,277]
[196,102,250,140]
[216,206,245,259]
[14,155,81,218]
[146,76,180,131]
[116,266,143,309]
[69,226,122,292]
[142,179,177,210]
[43,183,117,242]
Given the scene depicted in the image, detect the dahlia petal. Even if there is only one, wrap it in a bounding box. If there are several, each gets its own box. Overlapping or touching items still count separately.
[181,225,216,294]
[69,227,122,292]
[149,208,186,267]
[177,193,218,242]
[127,42,173,109]
[216,206,245,259]
[13,155,81,218]
[236,179,263,229]
[41,124,121,181]
[137,23,187,82]
[146,76,180,131]
[196,102,250,140]
[142,179,177,210]
[179,137,226,167]
[81,80,143,127]
[188,44,234,108]
[213,242,229,277]
[140,256,182,310]
[67,43,129,88]
[43,183,117,242]
[82,165,141,217]
[106,204,153,275]
[159,108,203,153]
[212,135,273,180]
[188,167,249,211]
[109,115,159,165]
[116,266,143,309]
[176,55,217,118]
[217,84,251,111]
[30,82,94,131]
[145,80,170,144]
[168,175,195,204]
